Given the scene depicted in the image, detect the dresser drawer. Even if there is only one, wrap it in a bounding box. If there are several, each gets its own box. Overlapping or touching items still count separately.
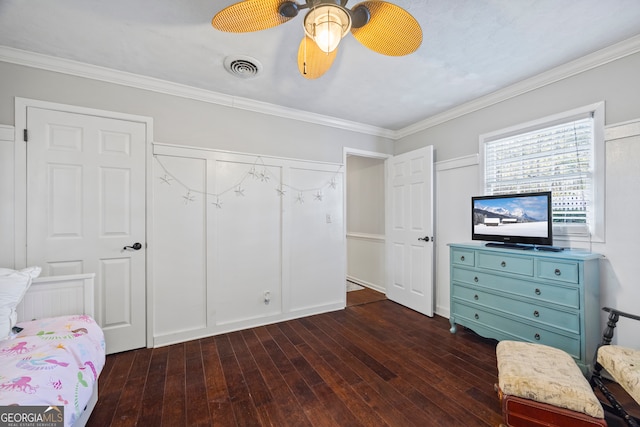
[477,252,533,277]
[537,259,579,284]
[451,248,475,267]
[451,285,580,334]
[452,301,581,359]
[451,267,579,309]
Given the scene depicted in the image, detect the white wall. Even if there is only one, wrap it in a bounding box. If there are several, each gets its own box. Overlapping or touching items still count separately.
[399,51,640,348]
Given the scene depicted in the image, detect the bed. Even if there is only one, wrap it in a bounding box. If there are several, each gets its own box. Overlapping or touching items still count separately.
[0,270,104,427]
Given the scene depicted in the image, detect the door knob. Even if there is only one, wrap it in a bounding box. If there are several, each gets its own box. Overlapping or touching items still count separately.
[418,236,430,242]
[123,242,143,251]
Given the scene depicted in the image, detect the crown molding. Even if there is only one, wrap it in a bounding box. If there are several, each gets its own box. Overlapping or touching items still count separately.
[2,34,639,142]
[395,34,640,140]
[0,46,395,139]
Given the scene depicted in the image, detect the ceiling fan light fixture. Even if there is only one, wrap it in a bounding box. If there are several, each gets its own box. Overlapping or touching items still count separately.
[303,5,352,53]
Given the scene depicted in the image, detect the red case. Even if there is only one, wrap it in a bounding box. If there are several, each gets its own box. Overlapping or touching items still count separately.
[501,394,608,427]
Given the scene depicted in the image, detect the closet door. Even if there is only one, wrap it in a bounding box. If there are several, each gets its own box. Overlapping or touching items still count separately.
[25,105,147,354]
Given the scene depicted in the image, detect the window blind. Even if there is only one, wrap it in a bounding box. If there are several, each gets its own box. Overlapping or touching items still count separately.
[484,117,593,228]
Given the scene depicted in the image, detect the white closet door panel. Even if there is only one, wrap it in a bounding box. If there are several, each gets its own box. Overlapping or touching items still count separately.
[153,155,207,336]
[100,167,131,236]
[48,261,83,276]
[213,159,282,324]
[289,167,344,311]
[100,258,132,325]
[48,164,83,238]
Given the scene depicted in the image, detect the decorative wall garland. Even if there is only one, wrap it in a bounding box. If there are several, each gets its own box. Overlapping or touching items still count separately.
[154,155,342,208]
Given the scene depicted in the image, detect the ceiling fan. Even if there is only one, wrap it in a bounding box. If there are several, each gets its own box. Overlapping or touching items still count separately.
[212,0,422,79]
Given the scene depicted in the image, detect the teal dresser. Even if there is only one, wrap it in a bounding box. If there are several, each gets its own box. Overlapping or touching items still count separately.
[449,243,602,372]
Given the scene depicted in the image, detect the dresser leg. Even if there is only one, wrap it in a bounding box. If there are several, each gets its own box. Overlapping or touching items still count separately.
[449,319,457,334]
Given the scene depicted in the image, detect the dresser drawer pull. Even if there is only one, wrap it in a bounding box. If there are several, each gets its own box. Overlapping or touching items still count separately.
[474,294,479,300]
[460,255,465,261]
[533,310,540,317]
[501,261,507,267]
[555,268,561,276]
[474,313,479,320]
[474,276,479,283]
[535,288,541,295]
[534,333,541,340]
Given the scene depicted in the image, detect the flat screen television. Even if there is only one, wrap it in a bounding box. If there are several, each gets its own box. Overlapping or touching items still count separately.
[471,191,553,249]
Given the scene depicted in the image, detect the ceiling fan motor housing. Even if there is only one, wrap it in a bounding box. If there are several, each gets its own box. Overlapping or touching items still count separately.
[279,2,299,18]
[350,4,371,28]
[284,1,370,28]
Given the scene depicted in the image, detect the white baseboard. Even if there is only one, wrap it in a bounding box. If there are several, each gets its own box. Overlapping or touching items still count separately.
[346,275,386,294]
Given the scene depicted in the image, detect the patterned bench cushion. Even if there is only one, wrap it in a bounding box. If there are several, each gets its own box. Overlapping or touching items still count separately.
[497,341,604,419]
[598,345,640,405]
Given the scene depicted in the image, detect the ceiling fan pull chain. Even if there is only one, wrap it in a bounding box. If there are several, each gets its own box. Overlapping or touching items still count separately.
[303,35,308,75]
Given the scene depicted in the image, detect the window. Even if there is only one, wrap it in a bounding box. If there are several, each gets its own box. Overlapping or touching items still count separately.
[479,102,604,242]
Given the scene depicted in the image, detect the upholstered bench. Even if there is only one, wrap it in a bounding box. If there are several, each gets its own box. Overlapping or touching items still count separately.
[496,341,607,427]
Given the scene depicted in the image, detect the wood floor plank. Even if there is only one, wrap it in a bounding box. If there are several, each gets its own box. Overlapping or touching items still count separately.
[138,346,168,426]
[201,336,237,426]
[89,297,640,427]
[185,340,211,427]
[162,344,187,427]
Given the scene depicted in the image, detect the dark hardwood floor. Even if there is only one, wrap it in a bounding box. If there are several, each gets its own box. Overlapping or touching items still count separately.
[346,286,387,307]
[87,288,638,427]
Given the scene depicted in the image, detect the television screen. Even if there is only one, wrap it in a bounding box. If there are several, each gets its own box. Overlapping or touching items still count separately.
[471,191,552,247]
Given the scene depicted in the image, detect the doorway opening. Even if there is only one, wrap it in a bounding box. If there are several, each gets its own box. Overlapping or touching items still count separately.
[344,149,390,306]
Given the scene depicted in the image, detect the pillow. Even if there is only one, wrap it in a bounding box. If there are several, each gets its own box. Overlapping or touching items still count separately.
[0,266,41,340]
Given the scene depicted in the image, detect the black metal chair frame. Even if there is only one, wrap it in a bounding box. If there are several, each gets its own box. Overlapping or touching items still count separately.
[590,307,640,427]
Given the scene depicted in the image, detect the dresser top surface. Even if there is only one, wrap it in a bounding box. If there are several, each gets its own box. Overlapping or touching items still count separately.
[448,242,602,261]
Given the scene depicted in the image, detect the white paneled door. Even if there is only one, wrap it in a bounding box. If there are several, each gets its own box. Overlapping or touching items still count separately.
[26,106,146,354]
[385,146,434,316]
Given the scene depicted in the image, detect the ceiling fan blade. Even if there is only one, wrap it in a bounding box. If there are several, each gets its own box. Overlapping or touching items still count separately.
[212,0,296,33]
[350,1,422,56]
[297,36,337,79]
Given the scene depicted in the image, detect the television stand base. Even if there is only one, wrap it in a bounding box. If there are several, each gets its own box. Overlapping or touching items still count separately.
[535,246,564,252]
[484,242,534,250]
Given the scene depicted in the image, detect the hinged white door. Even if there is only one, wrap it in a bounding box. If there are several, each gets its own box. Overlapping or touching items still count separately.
[385,146,434,316]
[26,106,147,354]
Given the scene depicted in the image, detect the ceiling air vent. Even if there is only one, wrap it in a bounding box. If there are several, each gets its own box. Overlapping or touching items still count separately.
[224,55,262,79]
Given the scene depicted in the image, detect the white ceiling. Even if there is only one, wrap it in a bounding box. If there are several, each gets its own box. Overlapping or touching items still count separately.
[2,0,640,132]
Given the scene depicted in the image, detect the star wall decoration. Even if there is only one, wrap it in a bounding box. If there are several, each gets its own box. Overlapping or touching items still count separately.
[159,174,173,185]
[182,191,195,205]
[155,155,342,211]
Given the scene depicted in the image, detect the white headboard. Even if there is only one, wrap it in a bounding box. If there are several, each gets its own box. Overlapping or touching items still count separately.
[16,273,95,322]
